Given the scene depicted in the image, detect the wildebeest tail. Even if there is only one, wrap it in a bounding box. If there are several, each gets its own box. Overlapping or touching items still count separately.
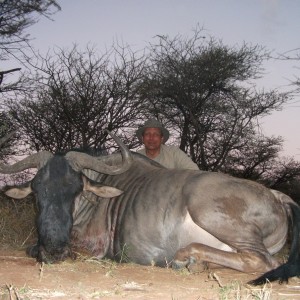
[249,203,300,285]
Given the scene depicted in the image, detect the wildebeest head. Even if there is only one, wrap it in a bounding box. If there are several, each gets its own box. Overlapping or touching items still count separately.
[0,132,132,263]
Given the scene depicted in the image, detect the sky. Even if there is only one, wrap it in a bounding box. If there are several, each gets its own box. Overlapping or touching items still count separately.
[26,0,300,157]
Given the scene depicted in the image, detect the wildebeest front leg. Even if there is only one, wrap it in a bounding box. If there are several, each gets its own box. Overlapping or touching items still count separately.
[172,243,280,273]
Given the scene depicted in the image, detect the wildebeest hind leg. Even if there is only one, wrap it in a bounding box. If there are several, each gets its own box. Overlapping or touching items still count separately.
[172,242,280,273]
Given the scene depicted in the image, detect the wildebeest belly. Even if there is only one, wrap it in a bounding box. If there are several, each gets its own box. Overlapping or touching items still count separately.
[118,211,235,266]
[178,211,235,252]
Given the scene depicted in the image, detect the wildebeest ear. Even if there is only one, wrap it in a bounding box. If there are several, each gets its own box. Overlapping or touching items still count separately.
[4,183,32,199]
[82,175,123,198]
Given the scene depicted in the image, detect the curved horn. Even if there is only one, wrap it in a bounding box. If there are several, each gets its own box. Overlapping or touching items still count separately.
[65,131,133,174]
[0,151,53,174]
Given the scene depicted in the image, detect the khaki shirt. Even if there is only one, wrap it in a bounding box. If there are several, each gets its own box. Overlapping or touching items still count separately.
[137,144,199,170]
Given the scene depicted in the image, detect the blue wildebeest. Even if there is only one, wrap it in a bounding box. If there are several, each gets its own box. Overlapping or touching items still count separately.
[1,132,300,285]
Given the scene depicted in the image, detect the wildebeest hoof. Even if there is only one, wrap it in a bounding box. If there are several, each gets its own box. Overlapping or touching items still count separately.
[172,256,196,270]
[187,260,208,273]
[172,259,189,270]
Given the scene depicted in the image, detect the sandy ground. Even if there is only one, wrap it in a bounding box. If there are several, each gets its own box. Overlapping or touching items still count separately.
[1,249,300,300]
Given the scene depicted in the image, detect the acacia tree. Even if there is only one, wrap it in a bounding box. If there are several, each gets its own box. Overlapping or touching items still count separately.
[141,30,291,179]
[0,0,60,161]
[7,44,147,152]
[0,0,60,93]
[277,48,300,93]
[0,0,60,61]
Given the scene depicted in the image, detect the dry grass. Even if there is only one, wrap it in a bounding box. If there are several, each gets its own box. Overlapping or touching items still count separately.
[0,192,36,250]
[217,280,273,300]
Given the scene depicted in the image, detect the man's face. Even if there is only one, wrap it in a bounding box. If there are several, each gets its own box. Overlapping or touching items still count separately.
[142,127,164,150]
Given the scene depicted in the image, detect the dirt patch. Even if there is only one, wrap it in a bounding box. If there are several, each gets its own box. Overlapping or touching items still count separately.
[0,249,300,300]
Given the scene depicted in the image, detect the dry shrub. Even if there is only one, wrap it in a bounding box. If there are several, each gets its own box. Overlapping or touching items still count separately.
[0,192,37,249]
